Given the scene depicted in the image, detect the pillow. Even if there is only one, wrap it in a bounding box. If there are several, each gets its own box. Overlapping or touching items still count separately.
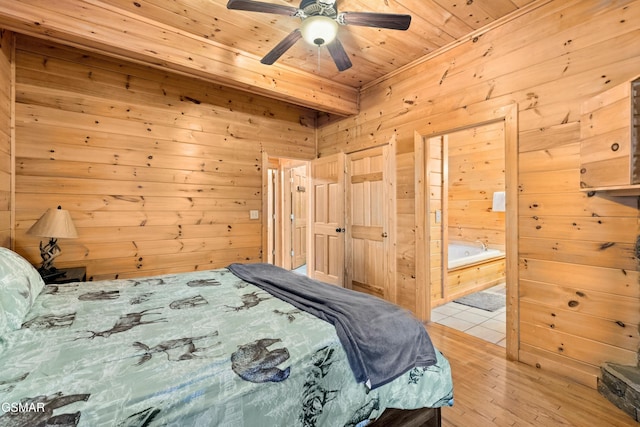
[0,247,45,332]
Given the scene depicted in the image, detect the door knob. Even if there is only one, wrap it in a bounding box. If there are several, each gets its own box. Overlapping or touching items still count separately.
[381,232,388,238]
[336,228,345,233]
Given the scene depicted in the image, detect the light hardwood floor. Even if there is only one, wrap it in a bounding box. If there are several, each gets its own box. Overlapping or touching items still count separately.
[425,323,636,426]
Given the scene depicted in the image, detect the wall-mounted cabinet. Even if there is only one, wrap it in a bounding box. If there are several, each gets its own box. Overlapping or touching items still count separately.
[579,75,639,195]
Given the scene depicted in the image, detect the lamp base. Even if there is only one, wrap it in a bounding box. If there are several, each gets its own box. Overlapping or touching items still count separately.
[39,237,62,272]
[38,266,66,281]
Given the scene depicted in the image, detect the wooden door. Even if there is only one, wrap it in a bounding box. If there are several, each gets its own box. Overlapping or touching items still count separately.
[309,154,345,286]
[346,146,396,301]
[291,165,307,269]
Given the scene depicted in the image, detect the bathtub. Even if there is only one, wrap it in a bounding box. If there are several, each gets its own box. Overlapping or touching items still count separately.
[430,242,506,304]
[448,243,504,270]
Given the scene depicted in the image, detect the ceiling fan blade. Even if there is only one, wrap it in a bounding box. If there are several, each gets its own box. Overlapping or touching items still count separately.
[261,29,303,65]
[326,38,352,72]
[338,12,411,30]
[227,0,299,16]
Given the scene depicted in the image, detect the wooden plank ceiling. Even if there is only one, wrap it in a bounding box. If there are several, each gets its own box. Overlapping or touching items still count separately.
[0,0,537,115]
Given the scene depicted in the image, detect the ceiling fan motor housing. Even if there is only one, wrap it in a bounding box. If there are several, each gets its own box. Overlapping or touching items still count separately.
[300,0,337,18]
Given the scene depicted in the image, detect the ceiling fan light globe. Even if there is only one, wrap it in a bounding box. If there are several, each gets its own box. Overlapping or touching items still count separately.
[300,15,338,46]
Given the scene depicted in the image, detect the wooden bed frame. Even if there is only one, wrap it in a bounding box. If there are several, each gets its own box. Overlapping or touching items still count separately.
[370,407,441,427]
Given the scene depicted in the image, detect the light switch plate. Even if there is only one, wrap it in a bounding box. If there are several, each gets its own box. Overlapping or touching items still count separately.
[249,210,259,220]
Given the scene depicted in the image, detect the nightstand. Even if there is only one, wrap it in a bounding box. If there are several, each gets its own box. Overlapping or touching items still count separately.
[43,267,87,285]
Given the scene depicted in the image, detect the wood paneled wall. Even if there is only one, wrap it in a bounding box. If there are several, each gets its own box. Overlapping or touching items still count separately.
[12,36,316,280]
[448,122,506,249]
[0,30,12,248]
[318,0,640,388]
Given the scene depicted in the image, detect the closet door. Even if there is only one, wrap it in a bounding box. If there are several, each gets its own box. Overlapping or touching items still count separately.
[309,154,345,286]
[346,145,396,301]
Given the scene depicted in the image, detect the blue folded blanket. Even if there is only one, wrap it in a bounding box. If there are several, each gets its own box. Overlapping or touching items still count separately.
[228,263,437,389]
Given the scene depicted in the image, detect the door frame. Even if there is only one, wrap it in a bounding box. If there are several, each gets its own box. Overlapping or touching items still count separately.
[290,164,308,269]
[261,152,310,270]
[415,103,519,361]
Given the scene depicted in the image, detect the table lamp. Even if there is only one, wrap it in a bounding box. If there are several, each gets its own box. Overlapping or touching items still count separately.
[27,205,78,278]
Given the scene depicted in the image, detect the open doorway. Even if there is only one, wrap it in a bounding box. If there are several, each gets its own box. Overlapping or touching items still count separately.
[265,156,310,274]
[414,103,518,360]
[429,122,507,348]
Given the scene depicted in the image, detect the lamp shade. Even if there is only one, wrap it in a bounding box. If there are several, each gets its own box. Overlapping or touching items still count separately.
[27,206,78,239]
[300,15,338,46]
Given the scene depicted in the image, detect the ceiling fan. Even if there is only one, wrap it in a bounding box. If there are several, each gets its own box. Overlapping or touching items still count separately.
[227,0,412,71]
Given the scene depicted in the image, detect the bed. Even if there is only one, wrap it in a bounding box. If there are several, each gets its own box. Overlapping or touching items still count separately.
[0,248,453,426]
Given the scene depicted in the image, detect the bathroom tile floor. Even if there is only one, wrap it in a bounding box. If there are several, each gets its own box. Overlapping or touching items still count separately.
[431,283,507,348]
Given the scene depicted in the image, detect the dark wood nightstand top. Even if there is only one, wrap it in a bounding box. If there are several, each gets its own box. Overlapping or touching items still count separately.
[43,267,87,285]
